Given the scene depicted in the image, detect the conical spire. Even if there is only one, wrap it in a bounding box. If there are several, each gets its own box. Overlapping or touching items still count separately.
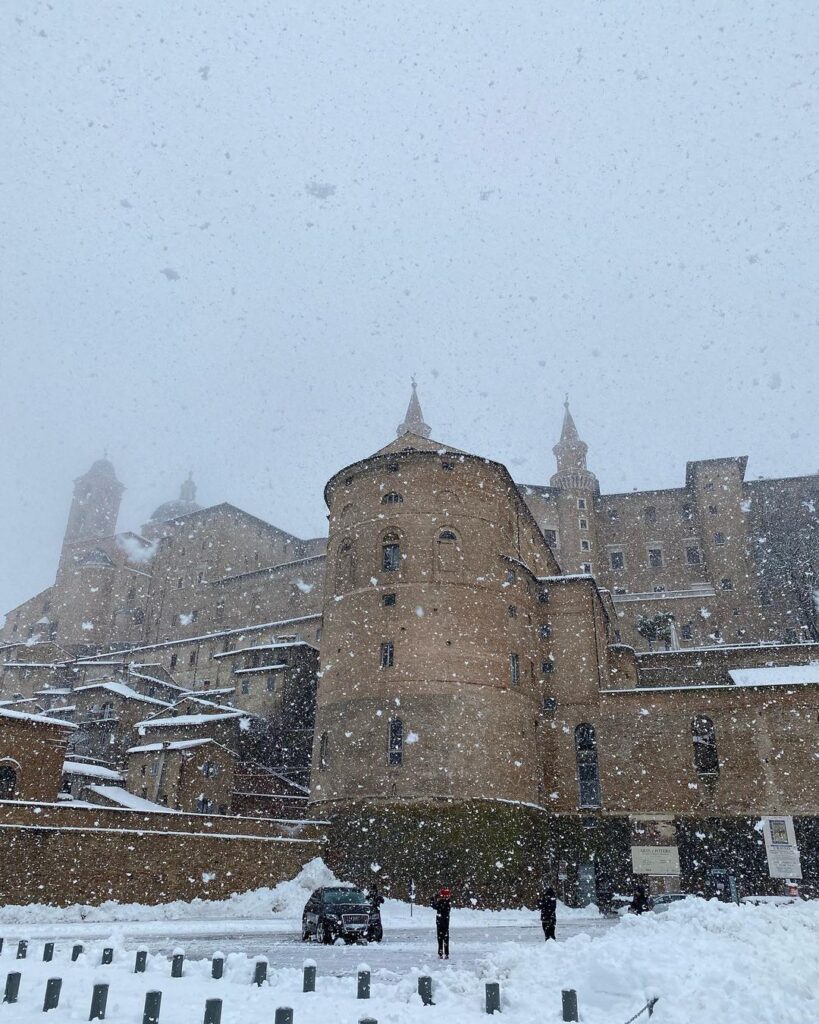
[396,380,431,439]
[551,396,597,491]
[559,395,580,443]
[179,471,196,503]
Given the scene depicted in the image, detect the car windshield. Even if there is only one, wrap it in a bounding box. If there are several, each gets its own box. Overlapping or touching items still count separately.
[323,888,369,905]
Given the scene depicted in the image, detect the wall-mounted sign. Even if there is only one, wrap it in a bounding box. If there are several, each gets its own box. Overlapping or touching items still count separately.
[762,816,802,879]
[631,845,681,876]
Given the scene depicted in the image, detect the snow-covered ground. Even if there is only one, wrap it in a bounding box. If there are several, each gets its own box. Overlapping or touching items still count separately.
[1,859,815,1022]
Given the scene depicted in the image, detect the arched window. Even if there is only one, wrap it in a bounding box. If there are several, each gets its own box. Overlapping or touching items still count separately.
[388,718,403,766]
[439,530,457,541]
[318,731,329,771]
[574,724,601,808]
[336,538,356,592]
[692,715,719,775]
[382,533,401,572]
[436,529,461,572]
[0,764,18,798]
[381,492,404,505]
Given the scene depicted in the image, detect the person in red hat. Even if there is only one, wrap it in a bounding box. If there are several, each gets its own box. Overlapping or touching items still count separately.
[430,887,452,959]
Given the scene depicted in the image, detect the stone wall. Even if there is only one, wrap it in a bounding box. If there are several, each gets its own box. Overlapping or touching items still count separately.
[0,801,325,906]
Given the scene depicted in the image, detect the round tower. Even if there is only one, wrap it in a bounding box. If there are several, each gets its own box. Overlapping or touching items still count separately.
[550,399,599,574]
[310,405,558,811]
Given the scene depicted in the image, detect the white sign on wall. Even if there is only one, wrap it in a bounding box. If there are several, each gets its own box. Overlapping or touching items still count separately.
[631,845,681,876]
[762,816,802,879]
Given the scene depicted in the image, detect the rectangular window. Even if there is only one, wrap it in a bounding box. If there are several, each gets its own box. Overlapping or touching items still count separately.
[383,543,400,572]
[380,641,394,668]
[388,718,403,766]
[541,660,554,674]
[648,547,663,568]
[708,504,718,516]
[760,590,772,606]
[192,609,199,622]
[537,588,549,604]
[686,545,701,565]
[579,517,588,530]
[681,624,692,640]
[189,650,197,666]
[577,498,587,510]
[177,578,183,589]
[266,676,276,693]
[382,593,396,607]
[644,506,657,524]
[721,578,733,591]
[607,508,619,522]
[539,623,552,639]
[319,731,329,770]
[714,532,726,546]
[170,653,178,669]
[681,504,693,521]
[241,679,250,695]
[653,585,666,593]
[442,461,454,471]
[610,550,625,570]
[510,653,520,686]
[581,539,591,551]
[508,605,517,618]
[543,529,557,546]
[581,562,592,573]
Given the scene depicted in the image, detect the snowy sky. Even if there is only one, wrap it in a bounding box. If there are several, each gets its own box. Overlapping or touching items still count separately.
[1,1,817,617]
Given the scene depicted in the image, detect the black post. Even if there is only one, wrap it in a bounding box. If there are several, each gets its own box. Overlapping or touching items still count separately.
[561,989,578,1022]
[135,950,148,974]
[485,982,501,1014]
[274,1010,293,1024]
[357,968,371,999]
[253,959,267,986]
[89,982,109,1020]
[303,961,316,993]
[3,972,21,1004]
[0,938,3,955]
[71,944,83,962]
[171,952,184,978]
[359,1018,378,1024]
[16,940,27,959]
[101,948,113,965]
[43,978,62,1012]
[203,998,222,1024]
[43,942,54,962]
[418,976,434,1006]
[143,990,162,1024]
[211,955,224,980]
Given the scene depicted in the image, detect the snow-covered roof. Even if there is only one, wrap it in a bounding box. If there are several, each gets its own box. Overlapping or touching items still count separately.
[127,738,233,755]
[233,663,287,675]
[33,688,72,696]
[84,784,174,813]
[728,664,819,687]
[182,686,235,697]
[212,641,311,659]
[63,761,124,781]
[73,682,171,706]
[135,710,246,730]
[0,706,75,729]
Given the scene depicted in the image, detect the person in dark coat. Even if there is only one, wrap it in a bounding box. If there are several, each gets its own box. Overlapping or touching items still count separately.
[630,886,651,915]
[368,884,385,910]
[430,887,451,959]
[537,886,557,941]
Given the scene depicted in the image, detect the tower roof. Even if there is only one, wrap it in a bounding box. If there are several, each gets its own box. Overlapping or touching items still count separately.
[396,381,431,439]
[551,397,596,490]
[559,396,580,443]
[76,457,124,491]
[150,473,202,523]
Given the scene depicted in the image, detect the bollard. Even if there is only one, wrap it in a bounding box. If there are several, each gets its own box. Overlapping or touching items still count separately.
[561,989,578,1023]
[72,944,84,962]
[253,958,268,987]
[43,977,62,1012]
[357,966,371,999]
[171,951,185,978]
[485,982,501,1015]
[303,959,316,993]
[135,949,148,974]
[211,954,224,980]
[418,976,434,1006]
[359,1018,378,1024]
[3,972,21,1004]
[203,998,222,1024]
[43,942,55,963]
[101,948,114,965]
[16,940,27,959]
[274,1010,293,1024]
[0,938,3,955]
[89,982,109,1020]
[143,990,162,1024]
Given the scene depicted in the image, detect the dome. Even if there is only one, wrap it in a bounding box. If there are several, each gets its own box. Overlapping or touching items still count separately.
[149,473,201,522]
[88,458,118,477]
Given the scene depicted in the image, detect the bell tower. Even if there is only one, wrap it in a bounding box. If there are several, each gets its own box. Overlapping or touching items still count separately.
[60,458,124,564]
[550,399,599,574]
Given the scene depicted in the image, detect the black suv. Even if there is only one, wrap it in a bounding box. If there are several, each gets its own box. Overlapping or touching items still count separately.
[301,886,383,944]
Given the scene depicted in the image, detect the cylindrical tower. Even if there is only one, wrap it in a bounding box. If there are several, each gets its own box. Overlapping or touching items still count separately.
[309,436,560,810]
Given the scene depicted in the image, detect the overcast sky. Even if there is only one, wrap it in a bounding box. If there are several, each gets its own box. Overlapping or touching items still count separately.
[1,1,817,618]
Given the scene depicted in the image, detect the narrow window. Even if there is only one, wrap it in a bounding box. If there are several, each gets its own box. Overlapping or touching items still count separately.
[681,623,693,640]
[610,551,625,571]
[539,623,552,639]
[319,731,329,770]
[543,529,557,546]
[681,504,693,521]
[581,539,591,551]
[133,608,145,624]
[708,504,718,516]
[577,498,587,510]
[508,605,517,618]
[382,593,396,607]
[648,547,663,568]
[381,492,404,505]
[607,508,619,523]
[686,545,701,565]
[192,609,199,622]
[579,517,588,530]
[380,641,394,668]
[644,506,657,524]
[714,532,726,546]
[442,461,454,471]
[189,650,197,666]
[721,578,733,591]
[575,724,601,808]
[541,660,554,674]
[382,535,401,572]
[580,562,592,573]
[241,679,250,695]
[510,653,520,686]
[177,578,183,589]
[127,588,136,602]
[170,653,178,669]
[692,715,719,775]
[388,717,403,766]
[0,766,18,798]
[537,588,549,604]
[266,676,276,693]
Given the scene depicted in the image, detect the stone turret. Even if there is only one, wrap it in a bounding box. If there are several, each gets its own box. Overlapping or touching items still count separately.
[60,458,124,563]
[550,398,598,493]
[396,381,431,439]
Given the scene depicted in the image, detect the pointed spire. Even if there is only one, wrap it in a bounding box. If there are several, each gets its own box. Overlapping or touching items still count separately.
[396,380,431,439]
[551,396,597,491]
[560,395,580,442]
[179,471,196,503]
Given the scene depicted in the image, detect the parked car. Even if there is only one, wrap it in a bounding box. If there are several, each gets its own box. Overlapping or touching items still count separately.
[301,886,383,944]
[651,893,688,913]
